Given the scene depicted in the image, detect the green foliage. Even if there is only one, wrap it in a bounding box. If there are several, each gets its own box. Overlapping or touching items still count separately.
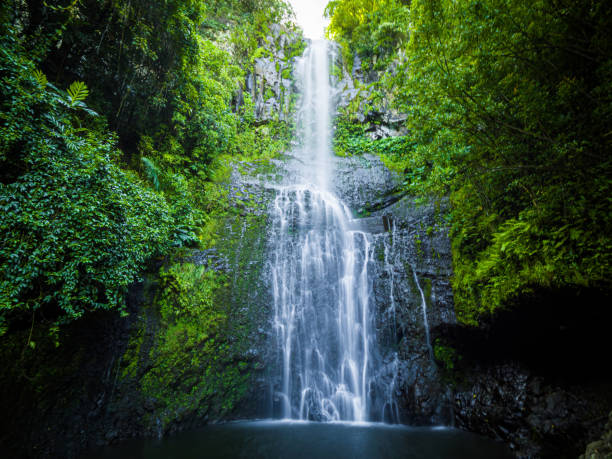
[66,81,88,106]
[224,0,303,67]
[140,157,161,191]
[31,69,47,87]
[328,0,612,325]
[0,0,299,443]
[433,340,461,371]
[332,114,369,156]
[403,0,612,323]
[139,263,250,425]
[332,112,415,175]
[6,0,297,197]
[325,0,409,70]
[236,120,294,160]
[0,33,173,324]
[0,0,303,331]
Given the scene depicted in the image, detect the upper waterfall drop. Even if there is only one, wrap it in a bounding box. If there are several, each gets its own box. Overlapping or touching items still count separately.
[294,40,333,190]
[268,41,396,423]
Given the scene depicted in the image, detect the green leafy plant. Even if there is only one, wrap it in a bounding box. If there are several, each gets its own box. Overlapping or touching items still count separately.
[66,81,88,106]
[327,0,612,325]
[0,30,173,326]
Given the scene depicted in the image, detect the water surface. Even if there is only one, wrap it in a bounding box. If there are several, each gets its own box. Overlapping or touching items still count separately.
[88,421,513,459]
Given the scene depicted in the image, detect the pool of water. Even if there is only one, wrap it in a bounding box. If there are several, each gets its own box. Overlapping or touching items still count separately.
[86,421,513,459]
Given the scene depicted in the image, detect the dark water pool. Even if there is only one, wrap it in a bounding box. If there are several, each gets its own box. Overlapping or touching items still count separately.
[86,421,513,459]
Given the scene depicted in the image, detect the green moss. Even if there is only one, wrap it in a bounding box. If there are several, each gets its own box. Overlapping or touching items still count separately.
[376,243,386,262]
[120,321,145,379]
[264,87,275,101]
[115,184,271,431]
[433,339,461,372]
[423,277,433,310]
[415,233,424,261]
[118,262,253,432]
[213,213,269,319]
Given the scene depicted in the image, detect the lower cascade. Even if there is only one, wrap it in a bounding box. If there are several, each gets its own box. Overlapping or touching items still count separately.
[270,186,372,421]
[268,40,395,422]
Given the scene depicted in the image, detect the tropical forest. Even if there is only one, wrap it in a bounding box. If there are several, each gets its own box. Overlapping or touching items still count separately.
[0,0,610,458]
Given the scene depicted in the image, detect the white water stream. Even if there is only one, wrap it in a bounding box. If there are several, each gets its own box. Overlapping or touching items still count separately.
[269,41,381,422]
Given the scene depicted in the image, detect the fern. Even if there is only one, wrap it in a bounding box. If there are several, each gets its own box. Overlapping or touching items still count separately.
[67,81,89,106]
[141,157,161,191]
[32,69,47,87]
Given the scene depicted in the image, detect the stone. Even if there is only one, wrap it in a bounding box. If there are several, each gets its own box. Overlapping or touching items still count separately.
[580,411,612,459]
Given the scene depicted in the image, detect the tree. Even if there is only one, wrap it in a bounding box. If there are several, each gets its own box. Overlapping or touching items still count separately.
[326,0,612,324]
[0,29,173,327]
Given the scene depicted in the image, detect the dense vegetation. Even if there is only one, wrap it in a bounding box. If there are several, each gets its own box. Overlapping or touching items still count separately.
[0,0,302,333]
[326,0,612,324]
[0,1,610,455]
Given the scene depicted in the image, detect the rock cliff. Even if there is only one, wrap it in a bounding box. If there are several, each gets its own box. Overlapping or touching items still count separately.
[246,24,304,122]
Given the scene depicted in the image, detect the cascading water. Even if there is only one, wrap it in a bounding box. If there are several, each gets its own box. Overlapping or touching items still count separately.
[270,186,371,421]
[268,41,386,422]
[412,266,433,360]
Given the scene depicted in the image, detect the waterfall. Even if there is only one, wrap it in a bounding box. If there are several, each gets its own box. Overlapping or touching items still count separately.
[269,41,381,422]
[412,267,433,360]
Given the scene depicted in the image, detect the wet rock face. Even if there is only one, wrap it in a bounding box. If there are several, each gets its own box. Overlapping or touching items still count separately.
[331,153,398,212]
[450,362,612,458]
[581,411,612,459]
[435,286,612,457]
[331,50,408,140]
[453,365,534,455]
[331,153,456,425]
[248,26,304,122]
[330,151,612,457]
[370,200,456,425]
[180,160,283,421]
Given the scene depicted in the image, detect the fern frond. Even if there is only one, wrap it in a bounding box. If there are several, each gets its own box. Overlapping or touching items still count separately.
[67,81,89,106]
[81,106,99,117]
[141,157,161,191]
[32,69,47,87]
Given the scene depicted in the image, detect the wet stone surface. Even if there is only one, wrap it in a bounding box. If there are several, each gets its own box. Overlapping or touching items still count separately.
[330,153,456,425]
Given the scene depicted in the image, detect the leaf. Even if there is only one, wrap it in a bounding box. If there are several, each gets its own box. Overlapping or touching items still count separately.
[141,157,161,191]
[81,107,99,117]
[32,69,47,87]
[67,81,89,106]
